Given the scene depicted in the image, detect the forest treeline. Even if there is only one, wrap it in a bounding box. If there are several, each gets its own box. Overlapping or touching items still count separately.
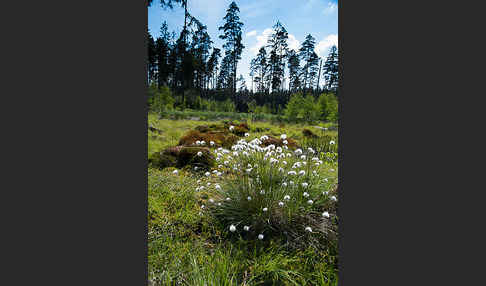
[147,0,339,122]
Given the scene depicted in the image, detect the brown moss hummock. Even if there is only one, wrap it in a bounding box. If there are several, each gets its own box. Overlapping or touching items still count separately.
[178,130,238,149]
[223,121,250,136]
[302,129,318,138]
[149,146,215,170]
[261,136,299,149]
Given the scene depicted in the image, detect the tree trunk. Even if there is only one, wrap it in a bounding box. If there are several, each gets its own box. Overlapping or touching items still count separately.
[317,58,322,93]
[181,0,188,106]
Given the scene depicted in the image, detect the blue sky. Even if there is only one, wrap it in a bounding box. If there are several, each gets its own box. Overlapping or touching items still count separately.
[148,0,338,88]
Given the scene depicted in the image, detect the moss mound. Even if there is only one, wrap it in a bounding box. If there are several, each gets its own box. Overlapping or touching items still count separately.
[149,151,177,169]
[194,123,229,133]
[261,136,299,149]
[176,147,214,169]
[222,121,249,136]
[194,121,250,137]
[178,130,238,149]
[149,146,215,170]
[194,125,211,133]
[178,130,206,146]
[303,128,318,138]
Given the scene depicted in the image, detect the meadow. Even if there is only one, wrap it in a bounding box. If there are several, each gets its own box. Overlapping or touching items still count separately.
[148,112,339,285]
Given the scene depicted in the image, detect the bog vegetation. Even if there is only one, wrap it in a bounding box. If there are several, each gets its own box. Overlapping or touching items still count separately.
[147,1,339,284]
[148,112,338,285]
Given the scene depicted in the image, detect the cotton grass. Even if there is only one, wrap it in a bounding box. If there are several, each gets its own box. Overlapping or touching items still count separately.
[200,133,338,250]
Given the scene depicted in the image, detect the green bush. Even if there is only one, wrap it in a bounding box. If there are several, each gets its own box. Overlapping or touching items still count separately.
[284,92,305,121]
[183,89,199,109]
[149,84,174,114]
[317,93,339,122]
[247,99,257,114]
[219,99,236,112]
[300,94,321,123]
[283,93,321,123]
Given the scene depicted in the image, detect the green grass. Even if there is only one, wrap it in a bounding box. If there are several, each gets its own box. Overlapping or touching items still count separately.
[158,109,281,122]
[148,112,339,285]
[148,113,337,158]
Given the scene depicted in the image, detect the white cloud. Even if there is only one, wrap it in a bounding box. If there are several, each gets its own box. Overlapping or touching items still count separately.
[249,28,274,55]
[315,34,338,58]
[288,34,300,52]
[246,30,257,37]
[249,29,301,55]
[323,2,337,15]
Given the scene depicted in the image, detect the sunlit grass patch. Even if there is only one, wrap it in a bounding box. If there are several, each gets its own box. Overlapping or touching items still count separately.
[148,112,339,285]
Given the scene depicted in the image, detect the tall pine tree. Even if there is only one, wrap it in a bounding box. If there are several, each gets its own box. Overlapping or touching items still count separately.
[218,1,244,98]
[323,45,339,92]
[299,34,317,91]
[267,21,289,92]
[287,49,300,92]
[147,29,157,84]
[217,55,232,90]
[155,22,171,87]
[237,74,247,92]
[252,47,268,93]
[189,17,212,90]
[249,58,257,92]
[148,0,183,8]
[207,48,221,89]
[307,51,320,90]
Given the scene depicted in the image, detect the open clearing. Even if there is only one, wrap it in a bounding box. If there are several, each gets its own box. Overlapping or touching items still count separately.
[148,113,339,285]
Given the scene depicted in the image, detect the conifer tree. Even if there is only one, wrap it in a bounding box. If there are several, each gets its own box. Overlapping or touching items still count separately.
[218,1,244,97]
[252,47,268,93]
[299,34,317,91]
[148,0,183,8]
[323,45,339,92]
[287,49,301,92]
[237,74,247,92]
[267,21,289,92]
[207,48,221,89]
[217,55,232,90]
[155,22,171,87]
[307,51,320,90]
[147,29,157,84]
[189,17,212,89]
[249,58,257,92]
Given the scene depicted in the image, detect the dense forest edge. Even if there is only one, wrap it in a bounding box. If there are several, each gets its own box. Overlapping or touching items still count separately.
[147,0,339,124]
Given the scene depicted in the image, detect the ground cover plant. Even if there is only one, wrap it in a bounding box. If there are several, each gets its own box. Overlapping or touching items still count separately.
[148,112,339,285]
